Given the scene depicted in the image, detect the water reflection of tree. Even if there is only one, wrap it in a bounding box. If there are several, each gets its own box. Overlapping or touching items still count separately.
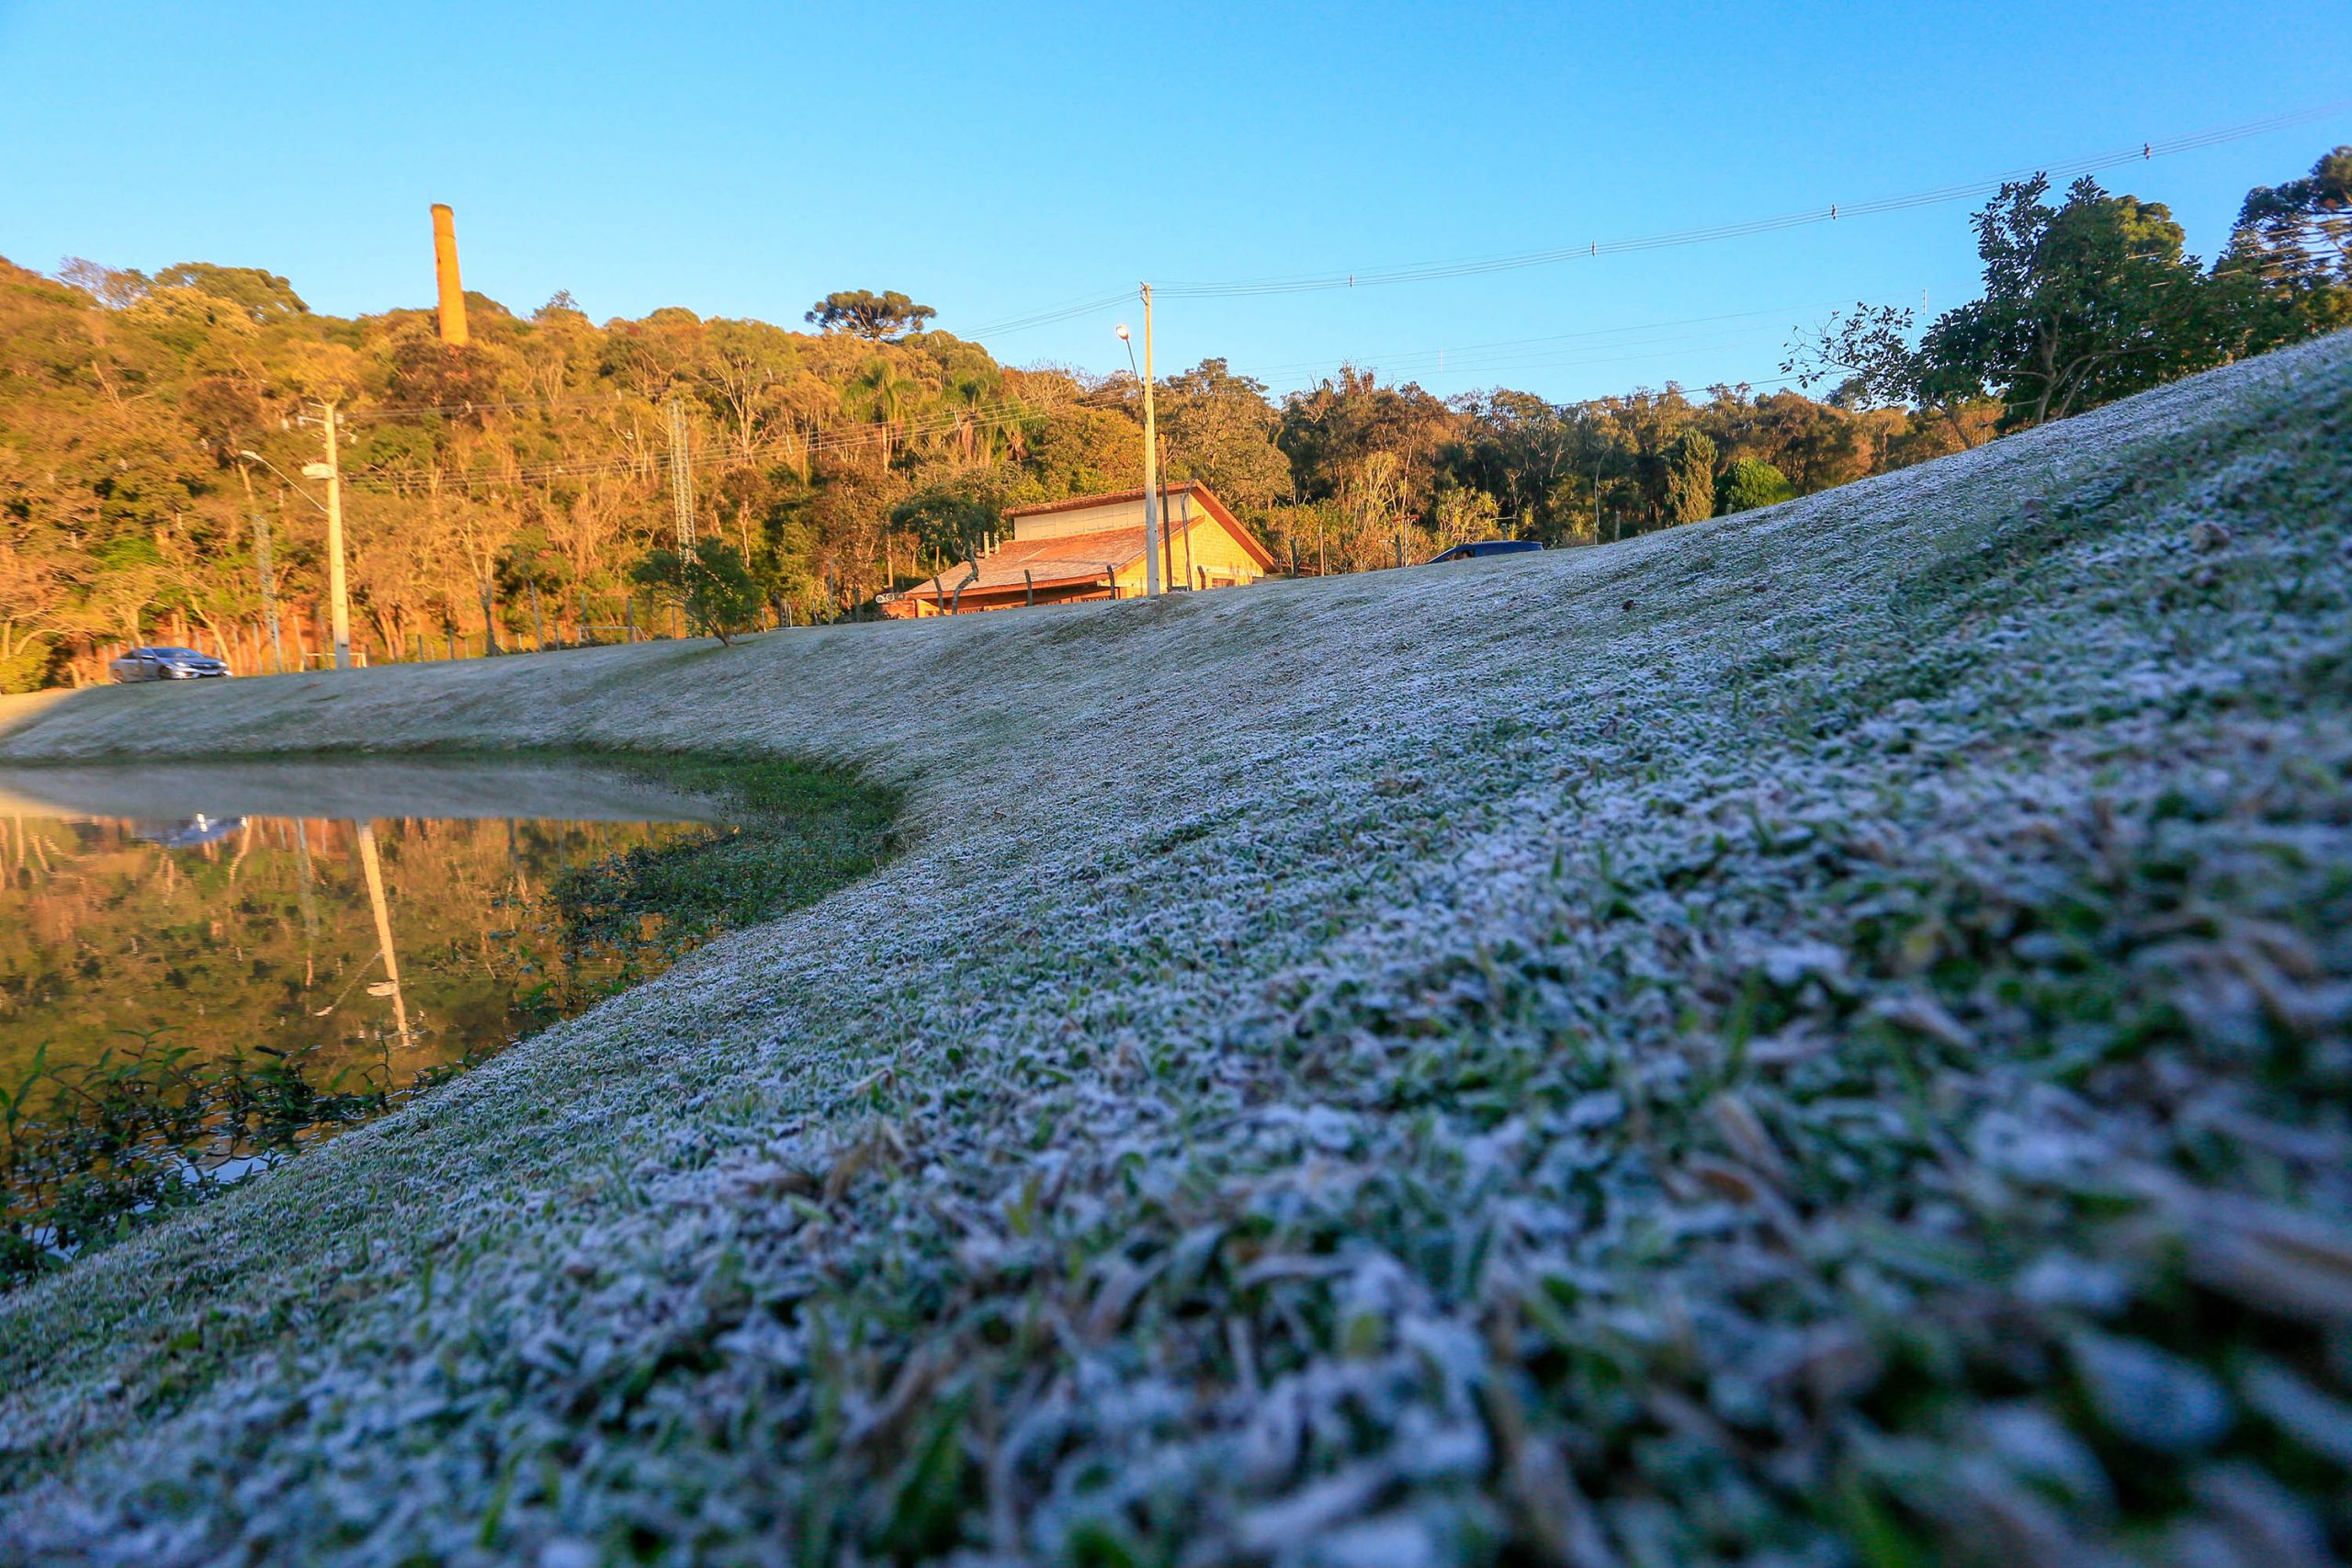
[0,812,685,1090]
[1,809,695,1285]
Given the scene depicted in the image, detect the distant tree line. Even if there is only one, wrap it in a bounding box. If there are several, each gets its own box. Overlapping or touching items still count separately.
[0,146,2340,689]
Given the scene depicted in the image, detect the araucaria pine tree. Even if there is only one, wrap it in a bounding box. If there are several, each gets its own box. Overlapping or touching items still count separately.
[1662,428,1717,525]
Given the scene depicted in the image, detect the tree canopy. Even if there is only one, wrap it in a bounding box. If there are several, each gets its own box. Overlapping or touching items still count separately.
[804,289,937,343]
[1716,457,1794,514]
[1786,148,2352,434]
[631,538,763,644]
[1660,428,1717,525]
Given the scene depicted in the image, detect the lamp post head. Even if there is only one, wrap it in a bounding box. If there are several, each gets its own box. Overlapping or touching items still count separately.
[237,450,263,462]
[1114,323,1131,341]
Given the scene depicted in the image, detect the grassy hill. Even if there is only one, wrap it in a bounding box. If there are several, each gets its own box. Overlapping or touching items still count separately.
[1,331,2347,1565]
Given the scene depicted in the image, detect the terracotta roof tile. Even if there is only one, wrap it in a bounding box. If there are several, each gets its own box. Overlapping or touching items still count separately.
[883,482,1275,604]
[885,521,1195,601]
[1005,481,1212,520]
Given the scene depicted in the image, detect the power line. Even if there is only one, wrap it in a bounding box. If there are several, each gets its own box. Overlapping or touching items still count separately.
[327,107,2346,432]
[1267,330,1810,389]
[1224,298,1867,386]
[323,192,2346,495]
[337,390,647,423]
[958,289,1139,338]
[332,254,2320,493]
[341,393,1049,485]
[1153,100,2352,298]
[336,391,1140,494]
[301,102,2351,443]
[327,301,1867,466]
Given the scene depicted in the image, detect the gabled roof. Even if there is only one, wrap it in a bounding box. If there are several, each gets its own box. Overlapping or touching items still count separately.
[893,528,1155,599]
[884,516,1234,602]
[1005,482,1274,570]
[885,483,1275,604]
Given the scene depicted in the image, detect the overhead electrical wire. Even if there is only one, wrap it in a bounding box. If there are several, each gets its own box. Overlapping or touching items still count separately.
[334,245,2313,436]
[345,389,1063,472]
[1152,100,2352,298]
[956,288,1141,339]
[316,104,2346,495]
[1271,328,1804,386]
[335,252,2326,493]
[334,299,1855,446]
[1222,297,1868,388]
[335,390,1138,495]
[329,105,2347,429]
[309,110,2352,436]
[337,391,650,423]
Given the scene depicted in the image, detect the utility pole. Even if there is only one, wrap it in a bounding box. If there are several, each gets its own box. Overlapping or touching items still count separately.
[311,403,352,669]
[1173,461,1195,589]
[263,498,285,671]
[237,464,284,672]
[667,396,696,550]
[355,820,411,1048]
[1157,434,1177,590]
[1139,284,1161,596]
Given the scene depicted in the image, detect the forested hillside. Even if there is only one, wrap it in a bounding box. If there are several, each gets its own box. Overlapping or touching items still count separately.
[1,145,2343,690]
[0,263,1983,690]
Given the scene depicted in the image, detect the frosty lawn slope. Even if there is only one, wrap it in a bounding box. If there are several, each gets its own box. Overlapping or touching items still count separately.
[2,333,2349,1565]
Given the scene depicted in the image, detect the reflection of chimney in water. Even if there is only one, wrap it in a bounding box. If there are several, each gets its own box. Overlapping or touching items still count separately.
[431,203,469,347]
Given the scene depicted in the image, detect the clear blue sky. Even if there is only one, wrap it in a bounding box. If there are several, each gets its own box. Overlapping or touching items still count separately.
[3,1,2345,402]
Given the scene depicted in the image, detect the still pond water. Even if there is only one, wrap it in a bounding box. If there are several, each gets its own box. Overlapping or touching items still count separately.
[0,758,718,1276]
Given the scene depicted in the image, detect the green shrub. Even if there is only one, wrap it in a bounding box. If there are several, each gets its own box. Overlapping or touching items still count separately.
[1717,457,1796,513]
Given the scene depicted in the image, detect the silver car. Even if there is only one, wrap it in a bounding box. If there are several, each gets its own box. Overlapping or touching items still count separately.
[109,646,232,682]
[133,813,246,848]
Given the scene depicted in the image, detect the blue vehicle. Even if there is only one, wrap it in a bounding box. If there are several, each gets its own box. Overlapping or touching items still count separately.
[1424,539,1544,564]
[133,814,245,849]
[109,646,232,682]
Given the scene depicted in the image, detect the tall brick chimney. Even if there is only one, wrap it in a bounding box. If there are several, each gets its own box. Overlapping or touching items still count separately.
[431,204,469,347]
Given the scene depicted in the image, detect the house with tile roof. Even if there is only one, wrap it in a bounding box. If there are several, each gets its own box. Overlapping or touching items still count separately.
[879,481,1274,617]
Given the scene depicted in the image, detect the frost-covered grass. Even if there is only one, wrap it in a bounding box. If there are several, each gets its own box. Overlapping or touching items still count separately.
[1,333,2348,1565]
[543,747,904,956]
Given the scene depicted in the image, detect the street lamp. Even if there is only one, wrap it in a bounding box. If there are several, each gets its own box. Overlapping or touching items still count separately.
[1115,324,1143,389]
[1116,299,1161,595]
[237,450,324,508]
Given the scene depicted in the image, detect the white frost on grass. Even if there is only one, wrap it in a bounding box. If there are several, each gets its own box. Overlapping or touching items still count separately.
[0,333,2349,1564]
